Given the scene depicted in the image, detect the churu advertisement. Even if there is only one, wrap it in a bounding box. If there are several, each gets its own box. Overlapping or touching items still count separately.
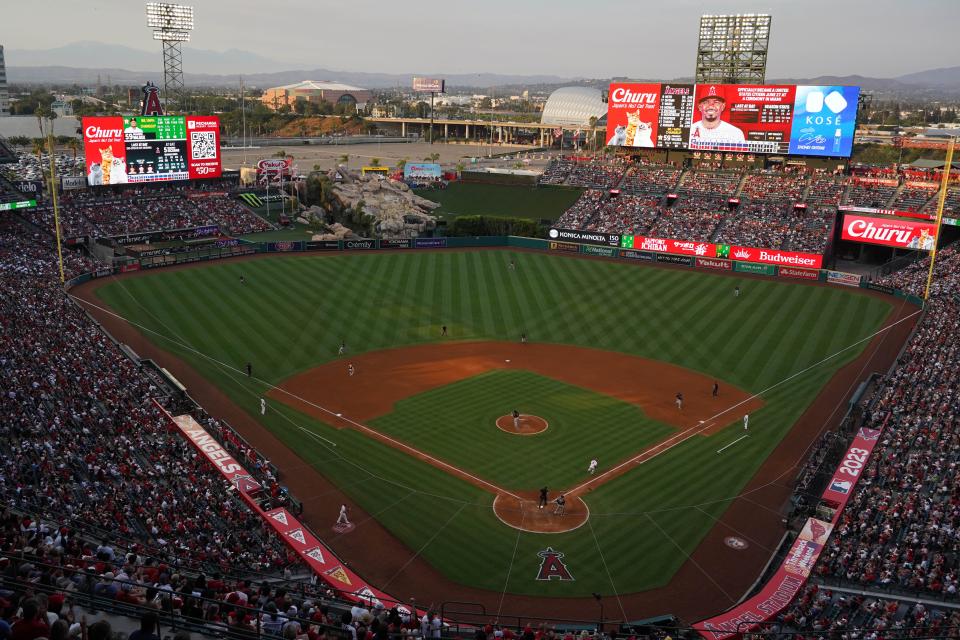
[82,115,221,186]
[604,83,859,158]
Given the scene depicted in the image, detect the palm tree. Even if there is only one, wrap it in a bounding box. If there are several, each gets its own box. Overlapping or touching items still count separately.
[588,116,599,154]
[67,138,80,160]
[395,158,408,173]
[32,138,45,165]
[370,158,381,167]
[338,154,349,164]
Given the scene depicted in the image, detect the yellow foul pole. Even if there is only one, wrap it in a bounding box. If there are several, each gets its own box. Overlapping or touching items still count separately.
[47,129,66,284]
[924,136,956,300]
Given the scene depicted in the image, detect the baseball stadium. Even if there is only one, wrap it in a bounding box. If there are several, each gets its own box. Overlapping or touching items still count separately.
[3,6,960,640]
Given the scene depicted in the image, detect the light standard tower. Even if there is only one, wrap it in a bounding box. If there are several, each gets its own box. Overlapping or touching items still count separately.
[146,3,195,113]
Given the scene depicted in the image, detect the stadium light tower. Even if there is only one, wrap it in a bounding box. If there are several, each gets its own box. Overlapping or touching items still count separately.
[146,2,194,112]
[695,14,771,84]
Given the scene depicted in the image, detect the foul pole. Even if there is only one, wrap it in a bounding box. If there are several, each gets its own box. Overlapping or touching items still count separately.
[48,130,65,284]
[924,136,956,300]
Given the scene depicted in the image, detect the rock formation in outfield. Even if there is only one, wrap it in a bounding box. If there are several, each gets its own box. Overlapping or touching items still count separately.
[325,167,439,239]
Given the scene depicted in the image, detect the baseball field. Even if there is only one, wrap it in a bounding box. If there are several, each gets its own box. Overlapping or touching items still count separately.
[82,249,903,615]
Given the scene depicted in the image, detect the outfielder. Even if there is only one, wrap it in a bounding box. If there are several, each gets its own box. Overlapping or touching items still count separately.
[338,342,346,356]
[587,459,598,475]
[260,398,266,415]
[743,413,749,433]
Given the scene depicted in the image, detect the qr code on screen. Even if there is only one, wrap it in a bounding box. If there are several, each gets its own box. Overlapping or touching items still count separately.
[190,131,217,160]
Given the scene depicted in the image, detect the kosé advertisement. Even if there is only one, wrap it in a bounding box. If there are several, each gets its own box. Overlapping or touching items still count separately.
[789,86,860,157]
[841,214,937,250]
[606,83,661,148]
[82,116,127,186]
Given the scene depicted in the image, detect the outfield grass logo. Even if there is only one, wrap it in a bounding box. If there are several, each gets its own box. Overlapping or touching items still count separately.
[536,547,574,581]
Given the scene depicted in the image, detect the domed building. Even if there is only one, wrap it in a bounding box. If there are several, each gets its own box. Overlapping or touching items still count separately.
[540,86,608,128]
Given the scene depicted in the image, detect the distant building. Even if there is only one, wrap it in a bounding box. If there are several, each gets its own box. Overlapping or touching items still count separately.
[0,45,9,116]
[260,80,373,111]
[540,87,608,128]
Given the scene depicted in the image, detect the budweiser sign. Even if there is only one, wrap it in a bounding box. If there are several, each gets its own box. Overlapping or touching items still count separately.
[730,246,824,269]
[841,214,937,250]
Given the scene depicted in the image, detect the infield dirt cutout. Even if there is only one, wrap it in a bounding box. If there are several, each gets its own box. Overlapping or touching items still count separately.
[271,341,763,533]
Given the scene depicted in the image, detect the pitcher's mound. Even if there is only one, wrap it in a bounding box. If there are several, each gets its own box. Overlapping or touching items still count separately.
[495,414,548,435]
[493,493,588,533]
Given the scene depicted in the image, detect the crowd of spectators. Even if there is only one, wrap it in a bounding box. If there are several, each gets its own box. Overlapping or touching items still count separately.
[618,165,680,197]
[648,199,725,241]
[740,172,808,202]
[565,158,627,189]
[539,158,575,185]
[891,187,938,212]
[783,207,834,253]
[586,196,662,235]
[923,187,960,215]
[844,181,899,208]
[18,190,271,239]
[876,243,960,298]
[714,202,793,248]
[806,177,847,207]
[553,190,604,229]
[677,170,742,197]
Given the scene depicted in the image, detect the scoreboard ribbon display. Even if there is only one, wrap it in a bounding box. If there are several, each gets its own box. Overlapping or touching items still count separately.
[606,83,860,158]
[83,115,221,186]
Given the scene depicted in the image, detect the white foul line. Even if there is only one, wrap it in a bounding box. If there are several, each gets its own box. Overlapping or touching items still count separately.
[717,435,749,454]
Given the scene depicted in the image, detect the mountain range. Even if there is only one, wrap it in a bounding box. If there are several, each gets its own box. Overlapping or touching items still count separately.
[5,42,960,96]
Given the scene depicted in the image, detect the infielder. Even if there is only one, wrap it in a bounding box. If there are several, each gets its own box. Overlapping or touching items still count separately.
[743,414,749,433]
[336,504,351,526]
[260,398,266,415]
[348,364,355,377]
[512,409,521,430]
[588,459,598,475]
[712,381,719,397]
[338,342,346,356]
[675,392,684,410]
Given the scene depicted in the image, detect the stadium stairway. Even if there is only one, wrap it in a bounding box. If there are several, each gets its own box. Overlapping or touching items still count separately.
[732,172,749,198]
[839,179,855,205]
[799,176,813,203]
[887,182,906,208]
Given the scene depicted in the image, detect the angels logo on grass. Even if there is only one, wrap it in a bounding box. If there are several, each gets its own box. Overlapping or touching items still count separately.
[285,528,307,545]
[324,565,352,586]
[535,547,574,581]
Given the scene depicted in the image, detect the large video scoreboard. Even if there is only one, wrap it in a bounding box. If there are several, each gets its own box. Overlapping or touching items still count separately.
[606,83,860,157]
[82,115,221,186]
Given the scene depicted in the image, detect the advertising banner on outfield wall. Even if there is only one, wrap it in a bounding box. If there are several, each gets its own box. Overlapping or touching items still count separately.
[344,239,377,250]
[841,214,938,250]
[656,254,693,266]
[779,266,820,280]
[827,270,862,287]
[695,517,833,640]
[729,246,823,269]
[734,262,777,275]
[581,245,617,258]
[415,238,447,249]
[549,241,580,253]
[549,228,620,247]
[306,240,341,251]
[379,238,411,249]
[619,234,824,269]
[696,257,732,271]
[620,249,656,262]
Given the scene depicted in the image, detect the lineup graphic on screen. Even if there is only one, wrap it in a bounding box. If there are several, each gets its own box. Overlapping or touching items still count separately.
[82,115,221,186]
[606,83,859,157]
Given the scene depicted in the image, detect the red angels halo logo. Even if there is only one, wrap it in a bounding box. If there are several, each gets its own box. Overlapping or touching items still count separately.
[535,547,574,581]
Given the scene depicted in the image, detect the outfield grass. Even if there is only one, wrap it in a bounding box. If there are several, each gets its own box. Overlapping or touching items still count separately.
[415,182,583,220]
[95,250,892,596]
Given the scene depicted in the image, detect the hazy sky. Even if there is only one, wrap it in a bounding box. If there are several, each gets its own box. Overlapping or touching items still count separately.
[5,0,959,78]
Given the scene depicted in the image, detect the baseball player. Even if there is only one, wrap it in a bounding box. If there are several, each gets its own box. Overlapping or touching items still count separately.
[336,504,351,526]
[239,275,246,285]
[338,341,346,356]
[734,286,741,298]
[260,398,266,415]
[675,392,683,410]
[441,325,448,337]
[512,409,521,430]
[743,414,749,433]
[588,459,598,475]
[509,259,516,271]
[712,381,719,397]
[348,364,355,377]
[553,494,566,516]
[538,487,548,510]
[520,333,527,344]
[246,362,252,377]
